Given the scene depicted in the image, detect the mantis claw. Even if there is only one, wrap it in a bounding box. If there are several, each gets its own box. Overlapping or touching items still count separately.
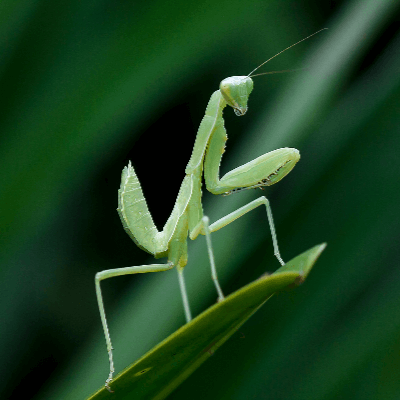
[105,367,114,393]
[105,378,114,393]
[105,348,115,393]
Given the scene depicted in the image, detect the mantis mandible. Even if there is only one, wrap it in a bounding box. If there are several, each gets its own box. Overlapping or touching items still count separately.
[95,29,326,392]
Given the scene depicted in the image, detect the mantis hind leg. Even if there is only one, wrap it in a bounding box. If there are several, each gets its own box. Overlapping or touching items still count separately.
[95,262,174,392]
[202,215,225,302]
[176,267,192,322]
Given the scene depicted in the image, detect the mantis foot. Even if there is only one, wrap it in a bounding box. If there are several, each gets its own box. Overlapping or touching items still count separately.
[105,377,114,393]
[105,348,115,393]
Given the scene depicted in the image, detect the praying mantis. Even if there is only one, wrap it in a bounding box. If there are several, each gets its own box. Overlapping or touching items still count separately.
[95,29,326,392]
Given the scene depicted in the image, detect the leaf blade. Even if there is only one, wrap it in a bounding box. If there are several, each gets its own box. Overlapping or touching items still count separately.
[88,243,326,400]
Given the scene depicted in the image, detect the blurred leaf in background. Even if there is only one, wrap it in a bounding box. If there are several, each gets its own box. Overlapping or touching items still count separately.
[0,0,399,399]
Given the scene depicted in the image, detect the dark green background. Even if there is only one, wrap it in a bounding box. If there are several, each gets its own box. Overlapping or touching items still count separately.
[1,0,399,399]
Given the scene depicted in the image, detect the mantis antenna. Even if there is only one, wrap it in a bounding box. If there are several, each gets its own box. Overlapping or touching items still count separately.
[249,68,306,78]
[247,28,328,77]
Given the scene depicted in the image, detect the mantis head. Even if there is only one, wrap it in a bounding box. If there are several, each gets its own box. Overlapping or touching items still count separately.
[220,76,253,116]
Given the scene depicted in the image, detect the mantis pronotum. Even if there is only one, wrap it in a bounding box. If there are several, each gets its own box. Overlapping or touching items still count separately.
[95,29,326,391]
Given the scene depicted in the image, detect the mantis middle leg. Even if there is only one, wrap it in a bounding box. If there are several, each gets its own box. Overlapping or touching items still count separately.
[192,196,284,265]
[191,196,284,303]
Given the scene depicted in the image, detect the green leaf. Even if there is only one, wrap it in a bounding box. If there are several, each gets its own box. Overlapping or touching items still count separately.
[88,243,326,400]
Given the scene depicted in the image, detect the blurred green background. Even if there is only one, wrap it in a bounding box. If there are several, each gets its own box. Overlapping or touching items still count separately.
[1,0,399,399]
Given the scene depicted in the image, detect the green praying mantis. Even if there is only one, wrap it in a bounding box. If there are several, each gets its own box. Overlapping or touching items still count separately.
[95,29,326,392]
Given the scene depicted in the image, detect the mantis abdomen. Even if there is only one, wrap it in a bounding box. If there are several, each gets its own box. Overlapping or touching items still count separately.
[117,162,159,255]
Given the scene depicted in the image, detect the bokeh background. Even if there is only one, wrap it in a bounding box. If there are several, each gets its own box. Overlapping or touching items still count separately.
[1,0,399,399]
